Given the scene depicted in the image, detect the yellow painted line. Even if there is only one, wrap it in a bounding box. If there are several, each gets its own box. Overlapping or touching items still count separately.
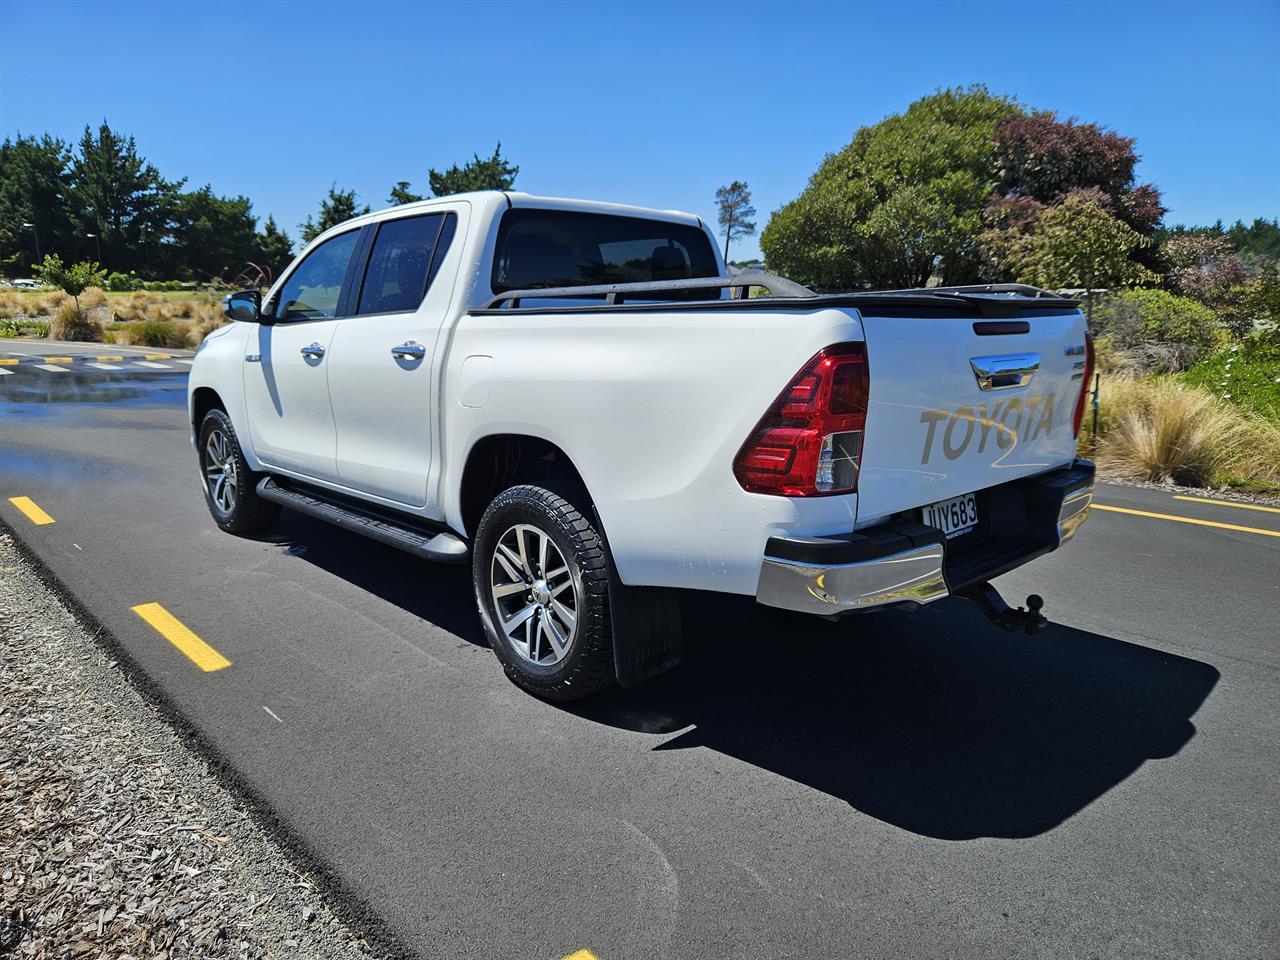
[42,356,73,363]
[95,354,125,362]
[0,358,18,365]
[1092,503,1280,539]
[1172,494,1280,516]
[8,496,55,525]
[144,353,173,360]
[131,602,231,672]
[561,952,599,960]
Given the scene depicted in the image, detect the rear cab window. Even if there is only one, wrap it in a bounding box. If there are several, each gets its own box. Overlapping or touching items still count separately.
[491,209,719,295]
[356,212,458,316]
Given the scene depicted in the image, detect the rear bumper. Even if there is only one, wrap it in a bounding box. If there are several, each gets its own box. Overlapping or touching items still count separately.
[756,460,1095,616]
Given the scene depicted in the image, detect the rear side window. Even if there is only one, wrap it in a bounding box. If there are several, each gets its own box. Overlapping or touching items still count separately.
[357,213,456,315]
[491,209,718,292]
[276,229,360,322]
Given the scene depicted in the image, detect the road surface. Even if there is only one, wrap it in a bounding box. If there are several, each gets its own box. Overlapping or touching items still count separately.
[2,358,1276,959]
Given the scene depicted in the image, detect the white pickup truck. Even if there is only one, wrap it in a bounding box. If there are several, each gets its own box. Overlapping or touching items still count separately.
[190,191,1095,700]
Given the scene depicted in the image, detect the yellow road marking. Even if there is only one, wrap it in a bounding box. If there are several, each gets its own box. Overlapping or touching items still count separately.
[0,358,18,365]
[1172,494,1280,515]
[144,353,172,360]
[8,496,55,525]
[561,952,599,960]
[42,356,73,363]
[95,354,125,362]
[1092,503,1280,539]
[131,602,231,672]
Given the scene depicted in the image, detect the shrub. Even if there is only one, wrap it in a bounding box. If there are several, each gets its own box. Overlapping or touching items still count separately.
[1182,338,1280,421]
[1090,288,1225,372]
[117,318,188,348]
[48,302,103,342]
[0,318,22,338]
[1091,377,1280,487]
[105,271,141,292]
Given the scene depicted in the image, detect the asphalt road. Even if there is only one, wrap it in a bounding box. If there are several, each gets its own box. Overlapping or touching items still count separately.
[2,358,1277,960]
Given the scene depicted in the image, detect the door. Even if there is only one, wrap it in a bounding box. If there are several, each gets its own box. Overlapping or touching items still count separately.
[243,228,362,480]
[328,210,460,507]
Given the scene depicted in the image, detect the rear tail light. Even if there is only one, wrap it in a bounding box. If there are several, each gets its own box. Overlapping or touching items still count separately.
[1072,332,1094,438]
[733,342,868,496]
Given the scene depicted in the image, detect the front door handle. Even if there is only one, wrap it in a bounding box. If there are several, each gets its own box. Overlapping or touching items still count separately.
[300,342,326,359]
[391,341,426,361]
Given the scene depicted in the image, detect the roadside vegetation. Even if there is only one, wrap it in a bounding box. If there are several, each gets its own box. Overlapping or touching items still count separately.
[0,284,225,347]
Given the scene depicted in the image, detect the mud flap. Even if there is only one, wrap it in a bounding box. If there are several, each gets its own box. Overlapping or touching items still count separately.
[607,574,684,687]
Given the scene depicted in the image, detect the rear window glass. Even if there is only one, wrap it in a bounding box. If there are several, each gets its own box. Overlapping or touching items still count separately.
[357,213,455,316]
[491,209,718,293]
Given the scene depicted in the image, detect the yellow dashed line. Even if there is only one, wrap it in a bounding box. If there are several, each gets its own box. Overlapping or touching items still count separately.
[561,952,599,960]
[144,353,173,360]
[0,358,18,365]
[1092,504,1280,539]
[95,355,125,362]
[8,496,55,525]
[1172,494,1280,516]
[131,602,231,672]
[42,356,73,363]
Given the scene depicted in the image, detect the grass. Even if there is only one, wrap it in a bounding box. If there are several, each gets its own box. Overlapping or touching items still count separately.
[0,286,226,348]
[1181,339,1280,422]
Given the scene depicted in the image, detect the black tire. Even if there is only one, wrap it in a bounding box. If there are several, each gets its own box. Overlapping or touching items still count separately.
[473,484,616,701]
[197,409,280,535]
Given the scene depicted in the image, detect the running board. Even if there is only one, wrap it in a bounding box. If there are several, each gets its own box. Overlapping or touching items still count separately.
[256,478,469,564]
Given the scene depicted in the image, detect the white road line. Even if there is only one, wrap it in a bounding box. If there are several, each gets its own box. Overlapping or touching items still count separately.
[177,359,195,365]
[262,706,283,723]
[0,367,12,375]
[35,363,69,373]
[133,361,173,369]
[87,362,124,370]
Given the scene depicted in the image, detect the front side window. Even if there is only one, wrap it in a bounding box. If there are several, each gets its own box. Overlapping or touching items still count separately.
[491,209,719,293]
[356,213,455,315]
[276,230,360,322]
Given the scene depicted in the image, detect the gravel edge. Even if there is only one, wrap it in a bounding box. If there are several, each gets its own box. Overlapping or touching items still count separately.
[1096,475,1280,507]
[0,530,400,959]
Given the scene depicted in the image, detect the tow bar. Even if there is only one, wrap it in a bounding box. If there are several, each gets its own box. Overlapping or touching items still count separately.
[962,581,1048,635]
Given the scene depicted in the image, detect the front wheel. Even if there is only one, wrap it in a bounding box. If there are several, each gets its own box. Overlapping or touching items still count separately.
[197,409,280,535]
[473,485,616,701]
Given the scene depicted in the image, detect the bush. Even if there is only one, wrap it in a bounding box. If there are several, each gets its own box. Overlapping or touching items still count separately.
[1089,288,1226,372]
[48,302,103,342]
[105,271,141,292]
[1089,377,1280,488]
[1182,338,1280,421]
[117,318,188,348]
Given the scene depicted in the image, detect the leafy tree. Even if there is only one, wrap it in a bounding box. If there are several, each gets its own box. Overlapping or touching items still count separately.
[167,185,259,281]
[300,185,369,243]
[33,254,106,309]
[1004,190,1157,323]
[256,215,295,281]
[428,142,519,197]
[714,181,756,262]
[761,86,1018,289]
[388,180,424,205]
[0,134,76,275]
[1226,217,1280,267]
[70,120,179,274]
[1090,288,1224,371]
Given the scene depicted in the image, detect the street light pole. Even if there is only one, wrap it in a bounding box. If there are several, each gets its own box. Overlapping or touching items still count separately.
[87,232,102,262]
[22,221,40,263]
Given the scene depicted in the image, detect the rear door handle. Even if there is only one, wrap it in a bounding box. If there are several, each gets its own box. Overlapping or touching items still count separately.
[300,343,326,359]
[391,341,426,361]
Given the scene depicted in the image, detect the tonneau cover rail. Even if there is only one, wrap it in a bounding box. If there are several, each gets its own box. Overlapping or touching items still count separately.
[473,274,1079,318]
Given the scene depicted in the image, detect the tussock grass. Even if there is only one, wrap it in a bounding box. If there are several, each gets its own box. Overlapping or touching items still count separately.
[1090,377,1280,488]
[47,302,103,342]
[113,318,190,349]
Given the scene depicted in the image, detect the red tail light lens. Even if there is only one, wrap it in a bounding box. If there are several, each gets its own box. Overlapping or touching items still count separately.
[733,342,868,496]
[1072,332,1094,438]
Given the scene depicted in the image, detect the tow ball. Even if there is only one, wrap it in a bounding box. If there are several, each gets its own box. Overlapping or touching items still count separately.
[962,581,1048,635]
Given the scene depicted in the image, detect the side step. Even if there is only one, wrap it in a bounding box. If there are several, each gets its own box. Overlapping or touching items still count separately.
[256,478,469,564]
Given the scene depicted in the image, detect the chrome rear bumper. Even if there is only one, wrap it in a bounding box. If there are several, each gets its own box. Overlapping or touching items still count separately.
[756,460,1094,617]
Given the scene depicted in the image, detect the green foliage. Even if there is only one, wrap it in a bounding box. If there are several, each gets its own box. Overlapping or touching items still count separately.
[256,215,294,281]
[1004,191,1157,291]
[33,254,107,304]
[0,318,23,337]
[428,143,519,198]
[300,185,370,244]
[0,134,75,273]
[1090,288,1224,371]
[1182,339,1280,422]
[166,185,259,281]
[714,181,756,262]
[762,86,1018,289]
[123,317,187,348]
[49,300,103,341]
[105,270,140,291]
[388,181,424,205]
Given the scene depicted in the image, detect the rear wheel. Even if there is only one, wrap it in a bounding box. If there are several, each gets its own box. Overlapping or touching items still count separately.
[473,484,616,701]
[197,409,280,535]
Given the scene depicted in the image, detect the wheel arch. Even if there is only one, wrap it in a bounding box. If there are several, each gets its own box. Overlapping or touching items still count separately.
[190,386,226,433]
[458,433,594,539]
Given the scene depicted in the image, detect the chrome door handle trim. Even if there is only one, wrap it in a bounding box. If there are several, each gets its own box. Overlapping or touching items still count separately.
[300,343,326,359]
[391,341,426,360]
[970,353,1039,391]
[245,354,261,363]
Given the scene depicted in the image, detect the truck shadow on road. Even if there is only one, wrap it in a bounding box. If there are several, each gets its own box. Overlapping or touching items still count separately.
[573,597,1221,842]
[277,514,1220,842]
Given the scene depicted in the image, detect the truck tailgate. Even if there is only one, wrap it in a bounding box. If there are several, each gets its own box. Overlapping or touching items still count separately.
[856,308,1088,524]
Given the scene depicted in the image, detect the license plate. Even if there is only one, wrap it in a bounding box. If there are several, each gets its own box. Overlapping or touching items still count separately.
[922,493,978,539]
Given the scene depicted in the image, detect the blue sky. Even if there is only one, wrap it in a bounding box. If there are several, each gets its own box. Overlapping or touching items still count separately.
[2,0,1277,261]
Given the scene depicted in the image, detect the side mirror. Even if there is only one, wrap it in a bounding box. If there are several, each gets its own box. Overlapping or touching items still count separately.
[223,289,263,323]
